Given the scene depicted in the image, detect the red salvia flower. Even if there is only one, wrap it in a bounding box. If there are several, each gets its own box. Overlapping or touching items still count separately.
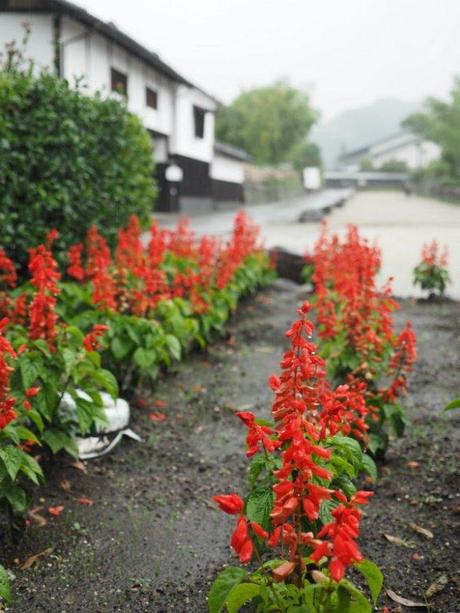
[0,318,17,429]
[27,239,60,348]
[83,324,109,352]
[67,243,85,281]
[214,303,371,583]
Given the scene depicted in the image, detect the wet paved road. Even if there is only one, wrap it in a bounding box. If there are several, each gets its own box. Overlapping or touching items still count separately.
[155,190,460,299]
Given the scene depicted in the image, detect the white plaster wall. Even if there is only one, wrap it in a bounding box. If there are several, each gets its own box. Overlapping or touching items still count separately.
[152,135,168,163]
[60,16,87,85]
[373,140,441,170]
[0,14,54,71]
[210,154,244,184]
[170,85,216,162]
[60,17,174,136]
[1,13,216,158]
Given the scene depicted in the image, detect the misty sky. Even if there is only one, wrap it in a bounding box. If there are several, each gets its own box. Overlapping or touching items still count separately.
[75,0,460,122]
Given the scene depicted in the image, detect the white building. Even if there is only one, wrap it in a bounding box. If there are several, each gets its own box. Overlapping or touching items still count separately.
[0,0,247,212]
[338,131,440,172]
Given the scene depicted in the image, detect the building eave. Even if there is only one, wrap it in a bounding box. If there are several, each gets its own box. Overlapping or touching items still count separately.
[214,141,251,162]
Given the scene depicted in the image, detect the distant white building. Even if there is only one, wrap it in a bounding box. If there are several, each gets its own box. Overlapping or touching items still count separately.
[0,0,247,212]
[338,131,440,172]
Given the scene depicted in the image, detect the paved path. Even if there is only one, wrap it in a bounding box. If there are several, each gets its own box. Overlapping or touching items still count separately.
[155,190,460,299]
[153,189,351,235]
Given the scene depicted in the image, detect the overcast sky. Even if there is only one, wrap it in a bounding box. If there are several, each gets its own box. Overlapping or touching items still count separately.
[76,0,460,121]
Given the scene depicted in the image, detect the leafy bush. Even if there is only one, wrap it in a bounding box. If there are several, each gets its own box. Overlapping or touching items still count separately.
[0,47,156,273]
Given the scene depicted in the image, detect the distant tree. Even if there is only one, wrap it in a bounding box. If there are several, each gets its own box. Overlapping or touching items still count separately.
[216,81,319,166]
[359,157,374,171]
[403,77,460,180]
[378,159,408,173]
[290,141,322,172]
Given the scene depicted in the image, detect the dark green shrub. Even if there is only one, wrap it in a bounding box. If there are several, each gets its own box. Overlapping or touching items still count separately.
[0,55,156,273]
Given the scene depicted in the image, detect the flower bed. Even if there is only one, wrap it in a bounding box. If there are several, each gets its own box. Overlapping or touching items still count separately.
[209,224,423,612]
[0,211,274,602]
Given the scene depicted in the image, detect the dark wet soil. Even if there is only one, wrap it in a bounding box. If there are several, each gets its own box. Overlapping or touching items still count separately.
[1,281,459,612]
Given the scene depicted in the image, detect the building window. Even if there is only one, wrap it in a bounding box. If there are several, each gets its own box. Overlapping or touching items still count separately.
[146,86,158,109]
[111,68,128,96]
[193,106,206,139]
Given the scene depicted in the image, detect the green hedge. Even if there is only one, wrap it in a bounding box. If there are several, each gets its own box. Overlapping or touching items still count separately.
[0,61,156,272]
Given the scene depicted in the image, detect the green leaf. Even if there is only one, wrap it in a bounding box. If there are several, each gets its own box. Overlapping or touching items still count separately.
[165,334,182,361]
[225,582,261,613]
[1,424,20,445]
[354,560,383,605]
[444,398,460,412]
[208,567,248,613]
[27,408,44,432]
[75,397,97,434]
[368,433,383,455]
[303,583,323,608]
[1,482,28,514]
[91,369,119,399]
[62,347,79,376]
[133,347,157,370]
[111,336,133,360]
[42,429,78,458]
[0,564,11,603]
[340,580,372,613]
[32,339,52,358]
[86,350,101,368]
[19,453,43,485]
[15,426,40,444]
[248,454,266,488]
[330,434,363,466]
[0,447,24,481]
[330,455,355,478]
[245,487,273,532]
[20,356,40,388]
[361,453,377,481]
[319,498,339,524]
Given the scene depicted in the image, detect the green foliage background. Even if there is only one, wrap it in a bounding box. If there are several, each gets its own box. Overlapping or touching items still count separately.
[216,80,319,167]
[404,76,460,183]
[0,59,156,272]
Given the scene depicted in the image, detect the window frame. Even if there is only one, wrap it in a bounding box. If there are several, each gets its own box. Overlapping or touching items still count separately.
[110,67,128,97]
[145,86,158,110]
[193,106,206,139]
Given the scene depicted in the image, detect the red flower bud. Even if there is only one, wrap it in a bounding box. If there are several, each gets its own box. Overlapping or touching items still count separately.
[212,493,244,515]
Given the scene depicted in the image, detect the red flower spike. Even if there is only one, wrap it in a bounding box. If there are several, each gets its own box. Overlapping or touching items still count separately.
[212,300,375,587]
[212,494,244,515]
[250,521,268,539]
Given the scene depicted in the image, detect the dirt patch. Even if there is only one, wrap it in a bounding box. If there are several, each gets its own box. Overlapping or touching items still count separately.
[1,282,459,612]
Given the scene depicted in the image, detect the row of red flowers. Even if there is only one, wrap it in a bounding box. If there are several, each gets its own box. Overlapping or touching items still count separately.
[311,224,417,454]
[0,212,274,604]
[209,225,421,611]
